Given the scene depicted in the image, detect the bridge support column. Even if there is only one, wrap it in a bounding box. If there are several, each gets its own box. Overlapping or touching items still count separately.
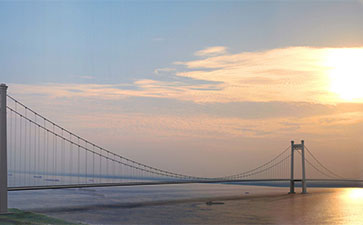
[289,141,295,194]
[301,140,307,194]
[289,140,307,194]
[0,84,7,214]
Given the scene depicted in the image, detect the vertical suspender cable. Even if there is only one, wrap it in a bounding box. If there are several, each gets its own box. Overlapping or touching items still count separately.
[37,123,40,185]
[61,129,64,184]
[85,141,87,184]
[77,137,80,184]
[46,120,49,181]
[19,113,22,184]
[70,134,73,184]
[113,154,115,182]
[44,118,47,181]
[53,124,56,181]
[33,112,36,185]
[93,145,95,183]
[24,109,28,185]
[106,151,109,181]
[14,103,17,181]
[61,131,64,184]
[98,147,101,183]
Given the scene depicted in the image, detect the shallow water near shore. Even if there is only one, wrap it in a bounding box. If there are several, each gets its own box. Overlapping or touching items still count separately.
[8,183,363,224]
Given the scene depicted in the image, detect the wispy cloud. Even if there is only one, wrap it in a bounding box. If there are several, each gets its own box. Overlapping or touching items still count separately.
[11,46,363,104]
[194,46,228,57]
[8,46,363,141]
[174,46,363,103]
[9,84,363,141]
[154,67,176,74]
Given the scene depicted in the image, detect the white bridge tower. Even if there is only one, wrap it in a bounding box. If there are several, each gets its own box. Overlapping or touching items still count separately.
[289,140,307,194]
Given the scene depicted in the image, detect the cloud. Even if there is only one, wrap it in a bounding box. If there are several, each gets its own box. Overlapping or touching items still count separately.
[7,47,363,136]
[174,47,363,103]
[154,67,176,74]
[9,85,363,141]
[194,46,228,57]
[10,47,363,105]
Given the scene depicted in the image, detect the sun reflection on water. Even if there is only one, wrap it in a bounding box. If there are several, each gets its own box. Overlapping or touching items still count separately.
[337,188,363,225]
[345,188,363,201]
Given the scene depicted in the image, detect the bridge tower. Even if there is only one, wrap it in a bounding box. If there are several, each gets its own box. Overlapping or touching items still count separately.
[289,140,307,194]
[0,84,7,213]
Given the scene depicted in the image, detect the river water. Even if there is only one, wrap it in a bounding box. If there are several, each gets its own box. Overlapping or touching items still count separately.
[8,183,363,224]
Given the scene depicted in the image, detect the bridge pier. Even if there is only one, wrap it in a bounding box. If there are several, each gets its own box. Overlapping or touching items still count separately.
[0,84,8,214]
[289,141,295,194]
[289,140,307,194]
[301,140,307,194]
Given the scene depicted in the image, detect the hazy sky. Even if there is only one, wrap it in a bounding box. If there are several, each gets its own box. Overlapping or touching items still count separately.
[1,1,363,177]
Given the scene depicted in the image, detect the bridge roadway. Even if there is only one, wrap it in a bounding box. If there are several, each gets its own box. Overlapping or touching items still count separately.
[8,179,363,191]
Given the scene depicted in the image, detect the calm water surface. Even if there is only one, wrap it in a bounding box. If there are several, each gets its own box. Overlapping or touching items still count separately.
[8,184,363,224]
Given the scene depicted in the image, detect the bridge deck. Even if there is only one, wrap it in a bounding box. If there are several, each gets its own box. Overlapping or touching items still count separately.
[8,179,291,191]
[8,179,363,191]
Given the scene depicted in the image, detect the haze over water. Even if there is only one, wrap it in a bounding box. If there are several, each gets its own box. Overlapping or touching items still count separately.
[8,183,363,224]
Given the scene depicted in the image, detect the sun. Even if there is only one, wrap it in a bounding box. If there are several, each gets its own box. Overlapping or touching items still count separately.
[325,48,363,101]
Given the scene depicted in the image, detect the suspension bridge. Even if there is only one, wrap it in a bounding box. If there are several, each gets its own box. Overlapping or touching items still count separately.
[0,83,361,214]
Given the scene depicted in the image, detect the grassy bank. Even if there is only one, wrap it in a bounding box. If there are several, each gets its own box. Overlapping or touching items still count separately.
[0,208,79,225]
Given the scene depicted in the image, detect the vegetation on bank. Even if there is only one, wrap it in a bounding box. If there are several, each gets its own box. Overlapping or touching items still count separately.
[0,208,80,225]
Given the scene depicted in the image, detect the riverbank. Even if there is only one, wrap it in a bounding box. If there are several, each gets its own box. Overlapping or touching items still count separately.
[0,208,77,225]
